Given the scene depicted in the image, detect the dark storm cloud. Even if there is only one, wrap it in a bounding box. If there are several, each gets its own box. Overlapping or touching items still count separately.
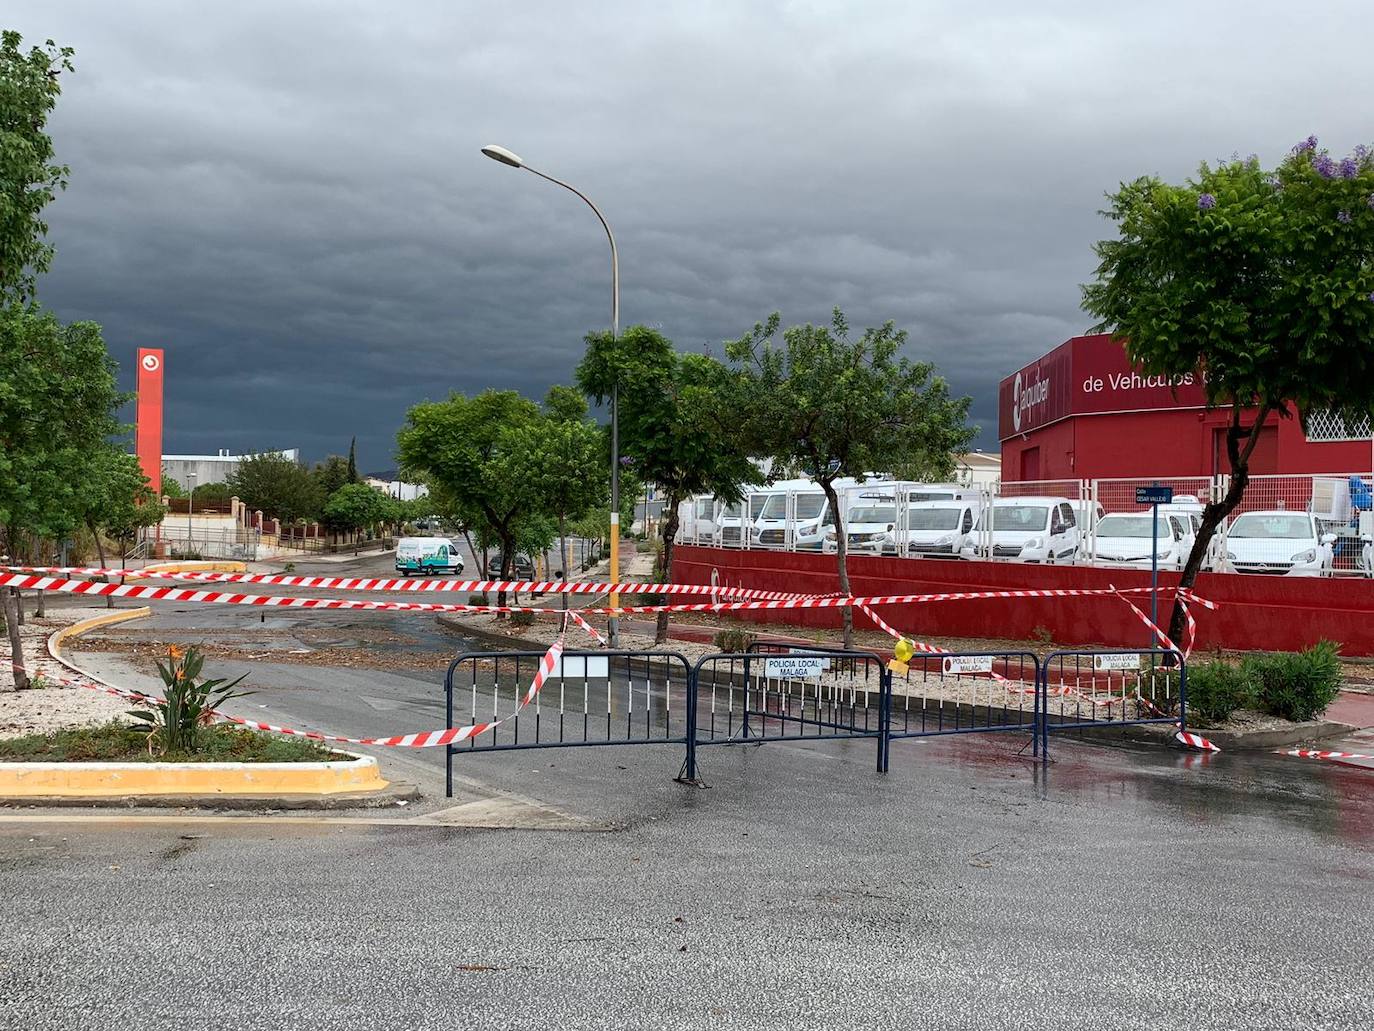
[10,0,1373,469]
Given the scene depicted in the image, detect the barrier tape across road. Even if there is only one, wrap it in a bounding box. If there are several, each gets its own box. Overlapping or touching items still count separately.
[3,566,1221,753]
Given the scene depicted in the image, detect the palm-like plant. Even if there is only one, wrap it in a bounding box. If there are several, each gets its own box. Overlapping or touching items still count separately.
[129,646,250,754]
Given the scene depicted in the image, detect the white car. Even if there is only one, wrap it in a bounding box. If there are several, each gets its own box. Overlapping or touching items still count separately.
[1082,512,1188,570]
[960,496,1081,563]
[1222,511,1335,576]
[824,501,897,555]
[878,501,978,558]
[753,492,833,551]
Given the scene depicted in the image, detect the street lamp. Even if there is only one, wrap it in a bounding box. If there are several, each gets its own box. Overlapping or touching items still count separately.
[481,144,623,646]
[187,472,197,554]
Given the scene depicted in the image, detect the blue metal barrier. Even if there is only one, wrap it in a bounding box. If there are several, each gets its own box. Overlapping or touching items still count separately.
[1038,649,1185,760]
[443,649,693,797]
[690,645,893,778]
[885,651,1042,755]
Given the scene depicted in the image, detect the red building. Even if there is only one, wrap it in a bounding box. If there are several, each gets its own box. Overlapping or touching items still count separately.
[998,334,1373,481]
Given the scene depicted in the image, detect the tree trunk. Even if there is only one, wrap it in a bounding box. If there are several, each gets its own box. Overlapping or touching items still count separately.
[655,495,682,645]
[496,534,515,614]
[1168,402,1273,649]
[821,481,854,649]
[558,514,569,583]
[2,588,28,691]
[89,517,112,609]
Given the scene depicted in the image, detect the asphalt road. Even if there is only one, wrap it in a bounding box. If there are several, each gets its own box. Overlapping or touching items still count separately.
[5,650,1374,1028]
[3,565,1373,1028]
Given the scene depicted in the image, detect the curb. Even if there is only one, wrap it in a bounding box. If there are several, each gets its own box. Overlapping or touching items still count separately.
[0,780,420,810]
[0,752,393,800]
[33,603,406,807]
[143,560,247,575]
[47,606,152,664]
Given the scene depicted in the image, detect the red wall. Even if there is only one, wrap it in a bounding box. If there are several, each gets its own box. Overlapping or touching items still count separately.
[674,545,1374,656]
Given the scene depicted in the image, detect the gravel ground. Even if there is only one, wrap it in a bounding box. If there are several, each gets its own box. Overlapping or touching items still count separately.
[0,606,132,738]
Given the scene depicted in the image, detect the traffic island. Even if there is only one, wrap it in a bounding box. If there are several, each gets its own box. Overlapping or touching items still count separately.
[0,723,418,809]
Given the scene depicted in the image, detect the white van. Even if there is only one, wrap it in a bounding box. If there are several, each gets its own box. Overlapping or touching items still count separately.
[395,537,464,576]
[715,490,767,547]
[880,500,979,558]
[825,494,898,554]
[960,496,1081,563]
[752,478,870,550]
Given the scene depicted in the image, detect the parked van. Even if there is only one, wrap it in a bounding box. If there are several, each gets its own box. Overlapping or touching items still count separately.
[395,537,464,576]
[878,500,979,558]
[715,489,767,547]
[751,478,868,550]
[960,496,1081,563]
[825,493,898,554]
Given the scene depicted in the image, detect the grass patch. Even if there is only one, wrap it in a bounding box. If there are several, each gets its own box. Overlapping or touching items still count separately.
[0,722,340,763]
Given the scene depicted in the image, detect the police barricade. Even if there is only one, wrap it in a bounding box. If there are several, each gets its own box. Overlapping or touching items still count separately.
[1038,648,1185,759]
[885,651,1043,759]
[443,649,693,797]
[686,644,892,779]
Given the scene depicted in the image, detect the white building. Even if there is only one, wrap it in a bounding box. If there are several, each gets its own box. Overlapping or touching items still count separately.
[365,477,429,501]
[161,448,301,491]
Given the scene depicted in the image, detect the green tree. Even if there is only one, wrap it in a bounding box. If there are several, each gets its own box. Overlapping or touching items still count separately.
[322,482,388,535]
[396,390,545,602]
[159,477,185,500]
[501,388,608,581]
[0,308,123,687]
[82,447,164,569]
[346,436,359,483]
[0,31,74,303]
[227,452,322,525]
[1082,139,1374,647]
[579,327,757,642]
[727,308,975,648]
[312,454,351,498]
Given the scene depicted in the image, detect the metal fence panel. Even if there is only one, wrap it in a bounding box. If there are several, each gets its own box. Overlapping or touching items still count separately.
[444,649,693,796]
[1039,649,1184,758]
[886,651,1041,743]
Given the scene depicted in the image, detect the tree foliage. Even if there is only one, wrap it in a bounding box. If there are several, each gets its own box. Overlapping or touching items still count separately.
[227,452,322,524]
[0,31,74,304]
[312,454,352,498]
[1082,138,1374,646]
[579,326,757,641]
[0,307,124,687]
[83,447,163,564]
[322,482,388,534]
[726,308,974,646]
[499,388,608,579]
[396,390,547,592]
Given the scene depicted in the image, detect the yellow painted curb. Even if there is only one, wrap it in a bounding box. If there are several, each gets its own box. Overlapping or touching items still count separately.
[48,606,152,660]
[139,560,246,576]
[37,602,393,800]
[0,753,389,798]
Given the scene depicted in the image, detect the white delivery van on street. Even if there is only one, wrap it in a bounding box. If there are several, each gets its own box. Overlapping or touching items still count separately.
[395,536,465,576]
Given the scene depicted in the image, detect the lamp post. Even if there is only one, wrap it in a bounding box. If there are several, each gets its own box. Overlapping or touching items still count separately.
[481,144,622,646]
[187,472,196,553]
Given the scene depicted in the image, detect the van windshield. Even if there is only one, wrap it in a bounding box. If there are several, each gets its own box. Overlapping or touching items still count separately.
[847,505,895,524]
[906,508,961,530]
[907,491,955,503]
[977,506,1049,531]
[760,494,826,520]
[1095,515,1167,538]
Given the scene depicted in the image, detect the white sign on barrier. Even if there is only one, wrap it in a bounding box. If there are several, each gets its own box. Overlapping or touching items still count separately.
[942,655,994,675]
[1093,653,1142,671]
[765,657,827,680]
[787,647,831,670]
[555,656,610,679]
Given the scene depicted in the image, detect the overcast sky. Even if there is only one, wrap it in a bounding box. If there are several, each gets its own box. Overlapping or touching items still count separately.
[11,1,1374,471]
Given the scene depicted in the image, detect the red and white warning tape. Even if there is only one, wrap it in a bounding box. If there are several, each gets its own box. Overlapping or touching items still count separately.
[0,566,806,602]
[12,638,568,749]
[1284,748,1374,766]
[1175,730,1220,753]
